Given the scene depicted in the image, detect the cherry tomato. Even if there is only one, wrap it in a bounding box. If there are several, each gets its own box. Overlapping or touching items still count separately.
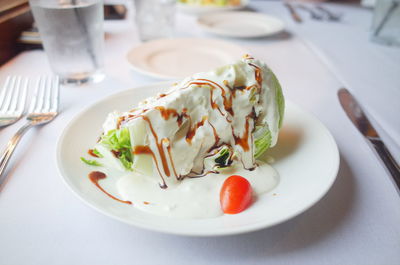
[220,175,253,214]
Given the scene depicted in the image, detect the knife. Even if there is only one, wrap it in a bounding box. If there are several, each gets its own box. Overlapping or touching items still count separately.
[284,2,303,23]
[338,88,400,191]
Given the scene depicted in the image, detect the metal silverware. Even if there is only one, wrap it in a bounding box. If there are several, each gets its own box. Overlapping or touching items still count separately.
[316,5,341,21]
[373,1,399,37]
[284,2,302,23]
[297,4,323,20]
[338,88,400,191]
[0,76,28,128]
[0,76,60,189]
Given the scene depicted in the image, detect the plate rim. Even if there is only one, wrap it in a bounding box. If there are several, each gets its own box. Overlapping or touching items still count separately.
[56,82,340,237]
[126,38,248,80]
[197,11,285,38]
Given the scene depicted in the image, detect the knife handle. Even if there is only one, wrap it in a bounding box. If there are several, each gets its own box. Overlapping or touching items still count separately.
[369,138,400,191]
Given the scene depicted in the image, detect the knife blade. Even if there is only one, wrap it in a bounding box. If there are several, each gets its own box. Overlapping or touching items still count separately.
[338,88,400,192]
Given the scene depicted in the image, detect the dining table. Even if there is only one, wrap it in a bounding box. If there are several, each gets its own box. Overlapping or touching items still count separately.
[0,1,399,264]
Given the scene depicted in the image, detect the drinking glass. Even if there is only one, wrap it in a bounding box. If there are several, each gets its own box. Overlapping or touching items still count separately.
[29,0,105,84]
[371,0,400,46]
[133,0,176,42]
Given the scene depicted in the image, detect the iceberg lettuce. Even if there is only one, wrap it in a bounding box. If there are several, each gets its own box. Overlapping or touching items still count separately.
[81,56,285,184]
[98,128,133,170]
[253,70,285,158]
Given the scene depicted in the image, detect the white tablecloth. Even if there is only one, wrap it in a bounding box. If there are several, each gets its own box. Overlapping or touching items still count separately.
[0,2,399,265]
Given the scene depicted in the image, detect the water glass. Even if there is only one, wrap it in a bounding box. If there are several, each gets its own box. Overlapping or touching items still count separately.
[29,0,105,84]
[133,0,176,42]
[371,0,400,46]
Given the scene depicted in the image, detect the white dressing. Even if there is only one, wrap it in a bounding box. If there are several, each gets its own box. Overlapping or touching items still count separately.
[117,161,279,219]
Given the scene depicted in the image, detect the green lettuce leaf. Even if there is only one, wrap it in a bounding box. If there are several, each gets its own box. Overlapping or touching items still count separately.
[271,71,285,128]
[80,157,102,167]
[92,148,103,158]
[214,147,230,166]
[99,128,133,170]
[254,126,272,158]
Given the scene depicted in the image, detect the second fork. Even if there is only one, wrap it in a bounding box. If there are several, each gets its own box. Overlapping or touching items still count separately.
[0,76,60,187]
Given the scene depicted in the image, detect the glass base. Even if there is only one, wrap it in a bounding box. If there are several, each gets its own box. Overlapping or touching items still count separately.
[59,70,105,85]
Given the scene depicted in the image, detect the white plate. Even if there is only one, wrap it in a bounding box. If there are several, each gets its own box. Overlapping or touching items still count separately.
[198,11,285,38]
[177,1,248,15]
[126,38,248,80]
[57,82,339,237]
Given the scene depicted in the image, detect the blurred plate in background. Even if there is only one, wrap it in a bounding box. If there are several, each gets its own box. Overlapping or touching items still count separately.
[126,38,248,79]
[177,0,248,15]
[198,11,285,38]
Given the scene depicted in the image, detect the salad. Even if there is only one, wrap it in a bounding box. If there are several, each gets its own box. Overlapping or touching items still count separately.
[178,0,243,7]
[82,55,284,218]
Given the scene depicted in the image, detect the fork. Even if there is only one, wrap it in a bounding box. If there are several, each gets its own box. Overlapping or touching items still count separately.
[0,76,28,128]
[297,4,323,20]
[0,76,59,183]
[284,2,303,23]
[315,5,342,21]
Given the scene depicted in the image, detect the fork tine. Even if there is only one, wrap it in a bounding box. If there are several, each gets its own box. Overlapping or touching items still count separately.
[16,78,28,114]
[28,77,42,113]
[0,76,17,112]
[43,76,52,112]
[0,76,11,108]
[50,76,60,112]
[33,76,47,113]
[9,76,22,113]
